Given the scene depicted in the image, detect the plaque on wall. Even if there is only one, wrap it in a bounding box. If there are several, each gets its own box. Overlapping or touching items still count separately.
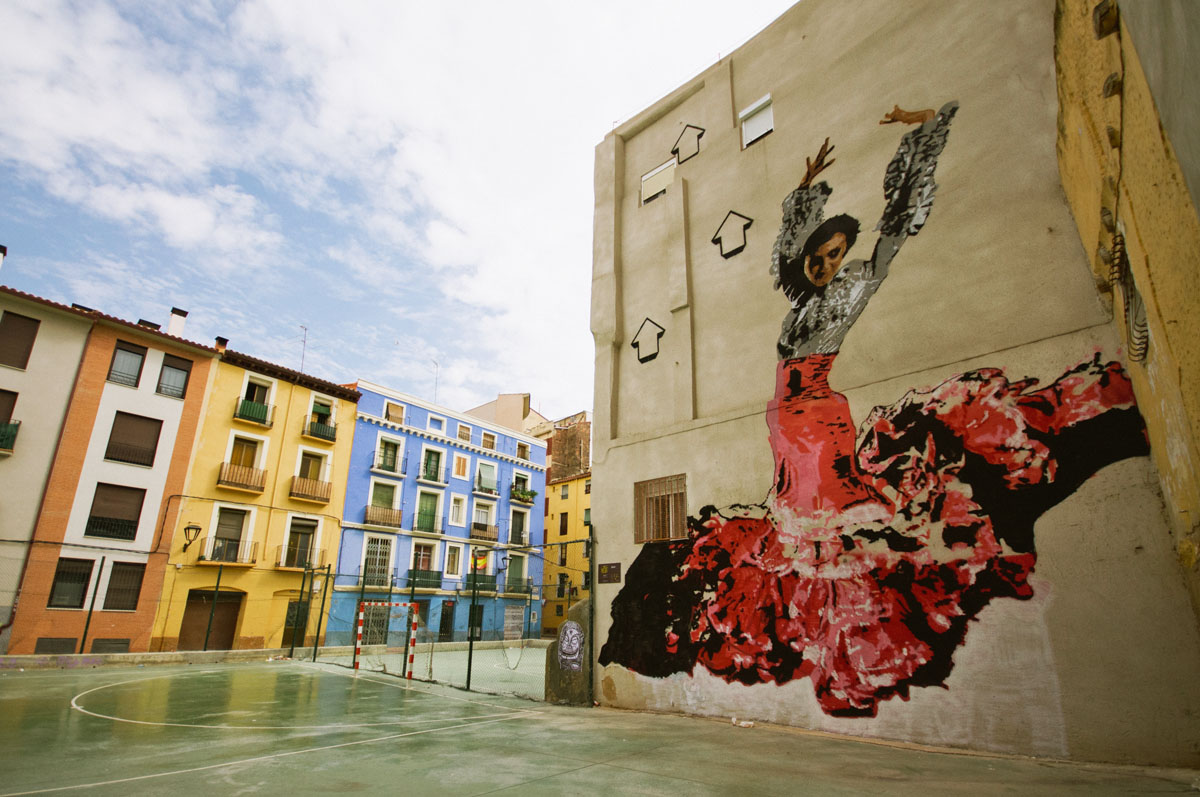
[598,563,622,584]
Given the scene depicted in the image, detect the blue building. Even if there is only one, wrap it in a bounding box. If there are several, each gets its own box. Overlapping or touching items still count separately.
[327,381,546,645]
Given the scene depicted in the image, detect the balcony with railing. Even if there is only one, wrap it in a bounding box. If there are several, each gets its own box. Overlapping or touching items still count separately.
[473,476,499,497]
[290,475,331,503]
[470,521,499,542]
[0,420,19,454]
[275,544,324,569]
[509,484,537,505]
[363,504,403,529]
[104,442,157,467]
[233,398,274,427]
[464,573,497,592]
[217,462,267,492]
[406,569,444,590]
[502,577,533,595]
[199,536,258,565]
[373,451,406,476]
[358,565,395,589]
[413,511,443,534]
[83,515,138,541]
[508,529,526,546]
[303,419,337,442]
[417,462,448,485]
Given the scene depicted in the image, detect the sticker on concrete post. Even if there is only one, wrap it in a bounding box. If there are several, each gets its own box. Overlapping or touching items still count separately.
[558,620,584,671]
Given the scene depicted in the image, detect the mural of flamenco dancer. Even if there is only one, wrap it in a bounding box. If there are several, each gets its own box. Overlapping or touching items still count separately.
[599,101,1150,717]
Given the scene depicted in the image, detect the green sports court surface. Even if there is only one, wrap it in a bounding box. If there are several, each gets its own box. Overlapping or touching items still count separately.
[1,661,1196,795]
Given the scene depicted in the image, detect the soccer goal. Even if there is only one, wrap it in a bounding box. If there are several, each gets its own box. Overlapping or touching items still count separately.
[353,600,418,678]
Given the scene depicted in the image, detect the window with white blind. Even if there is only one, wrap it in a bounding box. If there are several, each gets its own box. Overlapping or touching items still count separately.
[740,95,774,148]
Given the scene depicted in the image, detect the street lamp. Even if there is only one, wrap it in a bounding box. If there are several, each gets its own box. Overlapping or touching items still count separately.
[182,523,202,552]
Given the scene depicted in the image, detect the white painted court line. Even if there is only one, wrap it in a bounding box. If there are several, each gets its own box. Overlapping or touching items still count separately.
[1,713,539,796]
[67,664,536,730]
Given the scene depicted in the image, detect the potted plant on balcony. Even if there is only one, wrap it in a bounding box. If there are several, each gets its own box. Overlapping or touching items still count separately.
[510,485,538,504]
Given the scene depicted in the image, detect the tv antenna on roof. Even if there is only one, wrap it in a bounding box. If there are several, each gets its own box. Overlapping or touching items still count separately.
[299,325,308,372]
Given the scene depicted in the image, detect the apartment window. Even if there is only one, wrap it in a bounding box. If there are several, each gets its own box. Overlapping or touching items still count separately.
[583,571,592,589]
[585,479,591,495]
[449,495,466,526]
[556,573,569,599]
[428,416,444,433]
[634,473,687,543]
[107,341,147,387]
[555,605,563,617]
[584,508,591,526]
[308,399,335,439]
[453,453,469,480]
[231,436,259,468]
[213,507,248,562]
[473,503,492,537]
[298,451,325,480]
[510,510,527,545]
[641,158,676,205]
[582,539,592,559]
[236,379,272,425]
[102,562,145,610]
[507,555,526,591]
[0,389,15,425]
[561,484,569,499]
[445,544,463,578]
[284,518,317,568]
[385,402,405,425]
[376,438,401,473]
[516,442,530,460]
[0,311,40,369]
[481,432,496,451]
[371,481,396,509]
[104,412,162,467]
[513,473,530,492]
[559,512,568,536]
[363,536,393,587]
[48,558,93,608]
[457,423,471,443]
[476,462,497,494]
[416,491,440,533]
[558,546,567,566]
[412,542,435,571]
[85,483,145,540]
[156,354,192,398]
[740,95,773,148]
[422,449,444,482]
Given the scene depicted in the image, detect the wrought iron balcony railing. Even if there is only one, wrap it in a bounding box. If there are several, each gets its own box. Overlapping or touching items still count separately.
[290,476,331,503]
[373,451,406,475]
[84,515,138,541]
[474,477,499,496]
[464,573,497,592]
[503,577,533,594]
[200,536,258,564]
[304,420,336,441]
[103,442,156,467]
[359,567,395,589]
[217,462,267,492]
[275,544,324,569]
[233,398,274,427]
[508,529,526,546]
[406,569,443,590]
[470,522,499,542]
[0,420,20,453]
[364,504,403,528]
[418,463,448,484]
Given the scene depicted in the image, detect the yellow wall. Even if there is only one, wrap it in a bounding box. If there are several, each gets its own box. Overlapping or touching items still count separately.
[543,473,591,634]
[1055,0,1200,609]
[150,359,356,650]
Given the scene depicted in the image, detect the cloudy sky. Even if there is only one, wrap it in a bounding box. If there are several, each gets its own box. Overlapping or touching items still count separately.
[0,0,794,420]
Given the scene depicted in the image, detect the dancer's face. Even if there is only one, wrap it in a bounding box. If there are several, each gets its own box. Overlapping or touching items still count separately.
[804,232,848,287]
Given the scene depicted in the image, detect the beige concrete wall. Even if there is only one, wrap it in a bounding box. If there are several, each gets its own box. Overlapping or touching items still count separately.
[1055,0,1200,612]
[591,0,1200,766]
[0,297,91,653]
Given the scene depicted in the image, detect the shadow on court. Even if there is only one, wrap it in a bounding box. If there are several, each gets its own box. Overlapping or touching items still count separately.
[1,662,1197,795]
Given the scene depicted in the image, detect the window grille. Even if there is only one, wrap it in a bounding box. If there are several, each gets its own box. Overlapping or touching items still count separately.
[633,474,687,543]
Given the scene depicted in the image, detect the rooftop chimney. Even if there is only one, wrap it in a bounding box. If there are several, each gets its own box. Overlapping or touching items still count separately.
[215,336,228,353]
[167,307,188,337]
[137,319,161,331]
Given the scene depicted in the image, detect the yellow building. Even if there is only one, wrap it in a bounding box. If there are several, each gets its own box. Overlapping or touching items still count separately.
[542,472,591,636]
[150,346,359,651]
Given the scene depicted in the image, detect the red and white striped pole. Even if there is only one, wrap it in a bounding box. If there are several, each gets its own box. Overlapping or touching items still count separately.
[407,606,417,680]
[353,601,364,673]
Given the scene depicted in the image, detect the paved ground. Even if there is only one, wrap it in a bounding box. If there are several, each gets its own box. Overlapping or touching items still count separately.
[1,661,1197,795]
